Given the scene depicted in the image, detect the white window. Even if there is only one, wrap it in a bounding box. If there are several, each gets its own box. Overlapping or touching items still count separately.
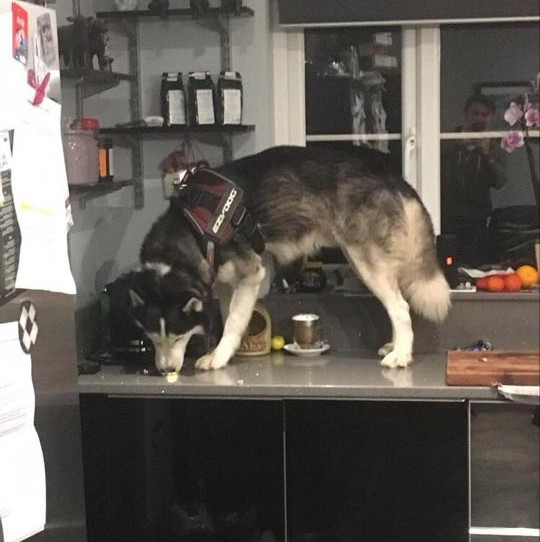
[274,21,539,268]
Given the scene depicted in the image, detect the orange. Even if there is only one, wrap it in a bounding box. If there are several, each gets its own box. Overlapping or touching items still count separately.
[486,275,505,292]
[503,273,522,292]
[476,277,488,290]
[516,265,539,288]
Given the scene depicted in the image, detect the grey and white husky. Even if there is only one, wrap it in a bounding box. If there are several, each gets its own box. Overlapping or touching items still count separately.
[129,145,450,373]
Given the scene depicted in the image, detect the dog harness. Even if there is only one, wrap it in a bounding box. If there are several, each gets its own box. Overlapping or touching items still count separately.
[175,166,265,262]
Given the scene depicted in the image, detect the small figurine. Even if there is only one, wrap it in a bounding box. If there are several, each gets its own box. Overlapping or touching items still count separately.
[57,15,93,69]
[88,19,109,70]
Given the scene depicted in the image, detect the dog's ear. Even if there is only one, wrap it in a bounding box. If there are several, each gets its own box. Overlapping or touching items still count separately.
[182,297,203,314]
[129,289,145,308]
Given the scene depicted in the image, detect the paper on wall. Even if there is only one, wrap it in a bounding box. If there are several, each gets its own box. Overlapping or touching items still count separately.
[0,12,26,133]
[0,321,46,542]
[11,97,76,295]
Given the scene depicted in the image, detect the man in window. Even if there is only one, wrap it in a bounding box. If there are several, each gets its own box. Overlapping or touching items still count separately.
[441,94,508,267]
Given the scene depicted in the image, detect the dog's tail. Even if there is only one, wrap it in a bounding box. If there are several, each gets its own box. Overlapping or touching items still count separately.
[399,199,451,323]
[404,268,451,322]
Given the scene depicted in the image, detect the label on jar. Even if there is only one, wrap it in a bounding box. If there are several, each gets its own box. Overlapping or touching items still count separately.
[99,149,107,178]
[222,88,242,125]
[195,89,215,124]
[108,148,114,176]
[168,89,186,125]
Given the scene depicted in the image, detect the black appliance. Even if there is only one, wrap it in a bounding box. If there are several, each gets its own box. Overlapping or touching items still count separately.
[101,273,154,365]
[437,233,460,289]
[99,273,222,367]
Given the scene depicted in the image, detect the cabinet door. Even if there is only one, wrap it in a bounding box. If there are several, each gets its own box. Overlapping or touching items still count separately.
[470,402,540,541]
[80,396,285,542]
[168,399,285,542]
[285,400,468,542]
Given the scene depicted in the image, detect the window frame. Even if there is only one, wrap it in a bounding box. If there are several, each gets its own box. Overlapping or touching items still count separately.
[272,18,540,235]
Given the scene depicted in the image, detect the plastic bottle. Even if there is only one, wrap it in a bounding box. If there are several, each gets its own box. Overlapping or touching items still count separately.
[63,117,100,185]
[98,138,114,182]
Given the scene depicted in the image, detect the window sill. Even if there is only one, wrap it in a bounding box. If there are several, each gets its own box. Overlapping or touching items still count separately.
[450,289,539,301]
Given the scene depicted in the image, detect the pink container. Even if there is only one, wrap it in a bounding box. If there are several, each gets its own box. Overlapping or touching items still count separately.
[63,118,100,185]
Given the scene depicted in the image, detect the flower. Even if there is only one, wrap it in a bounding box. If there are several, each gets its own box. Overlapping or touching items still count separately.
[501,130,525,152]
[503,102,523,126]
[500,73,539,210]
[501,73,540,154]
[524,105,540,128]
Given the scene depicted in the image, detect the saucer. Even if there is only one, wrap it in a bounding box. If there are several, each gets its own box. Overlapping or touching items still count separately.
[283,342,330,357]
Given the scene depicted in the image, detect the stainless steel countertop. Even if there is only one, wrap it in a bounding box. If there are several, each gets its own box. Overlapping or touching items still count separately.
[78,352,500,400]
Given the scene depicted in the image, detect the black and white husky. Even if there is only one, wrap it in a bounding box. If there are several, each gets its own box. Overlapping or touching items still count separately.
[129,145,450,373]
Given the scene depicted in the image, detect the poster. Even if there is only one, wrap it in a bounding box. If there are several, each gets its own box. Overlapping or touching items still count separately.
[0,131,22,299]
[0,321,46,542]
[1,1,74,295]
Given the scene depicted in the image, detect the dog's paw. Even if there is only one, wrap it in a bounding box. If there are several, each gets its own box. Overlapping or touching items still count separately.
[195,349,231,371]
[380,350,412,368]
[377,342,394,357]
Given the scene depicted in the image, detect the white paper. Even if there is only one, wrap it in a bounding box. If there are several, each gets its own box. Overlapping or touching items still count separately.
[458,266,514,279]
[0,321,46,542]
[223,88,241,125]
[498,384,540,405]
[11,96,76,295]
[168,89,186,125]
[195,89,216,124]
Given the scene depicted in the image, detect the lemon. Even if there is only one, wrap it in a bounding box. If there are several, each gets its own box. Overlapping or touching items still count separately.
[271,335,285,351]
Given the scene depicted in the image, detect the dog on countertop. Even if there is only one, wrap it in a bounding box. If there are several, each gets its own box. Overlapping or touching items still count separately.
[127,145,450,374]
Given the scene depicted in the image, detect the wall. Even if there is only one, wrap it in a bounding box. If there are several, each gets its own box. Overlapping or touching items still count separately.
[55,0,278,356]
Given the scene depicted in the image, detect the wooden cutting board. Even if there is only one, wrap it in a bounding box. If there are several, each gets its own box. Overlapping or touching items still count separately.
[446,350,540,386]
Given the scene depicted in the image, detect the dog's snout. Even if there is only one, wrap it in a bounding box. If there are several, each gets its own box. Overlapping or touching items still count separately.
[147,326,202,375]
[153,342,186,375]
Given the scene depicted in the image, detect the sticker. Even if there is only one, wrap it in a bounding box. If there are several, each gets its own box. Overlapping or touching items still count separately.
[12,3,29,66]
[36,13,56,67]
[18,301,39,354]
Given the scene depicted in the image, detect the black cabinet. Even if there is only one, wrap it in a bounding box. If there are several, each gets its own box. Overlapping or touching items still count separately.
[80,396,284,542]
[470,403,540,536]
[285,401,468,542]
[80,397,468,542]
